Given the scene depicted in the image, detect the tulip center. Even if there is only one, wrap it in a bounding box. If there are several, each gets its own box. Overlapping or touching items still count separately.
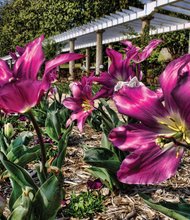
[82,99,93,112]
[156,112,190,148]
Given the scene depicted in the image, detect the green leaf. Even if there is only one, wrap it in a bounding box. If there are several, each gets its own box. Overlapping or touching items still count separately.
[101,133,112,150]
[84,147,120,173]
[8,187,34,220]
[45,110,61,142]
[55,125,73,169]
[100,98,121,126]
[141,194,190,220]
[11,132,33,149]
[34,175,63,220]
[0,131,9,154]
[0,152,37,191]
[87,167,114,190]
[9,179,23,211]
[7,143,51,166]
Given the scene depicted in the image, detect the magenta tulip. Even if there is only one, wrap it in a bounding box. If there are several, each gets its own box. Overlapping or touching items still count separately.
[94,40,162,98]
[0,35,84,114]
[109,54,190,184]
[63,75,95,132]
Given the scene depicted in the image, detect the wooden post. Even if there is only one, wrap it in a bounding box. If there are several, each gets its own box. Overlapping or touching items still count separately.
[108,44,113,68]
[86,47,90,74]
[96,30,104,75]
[69,38,76,80]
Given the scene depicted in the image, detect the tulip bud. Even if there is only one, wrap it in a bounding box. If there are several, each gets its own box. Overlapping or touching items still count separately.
[4,123,15,139]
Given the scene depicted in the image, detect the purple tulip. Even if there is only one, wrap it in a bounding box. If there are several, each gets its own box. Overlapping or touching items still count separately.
[122,39,162,63]
[109,54,190,184]
[94,40,162,98]
[0,35,84,114]
[63,75,95,132]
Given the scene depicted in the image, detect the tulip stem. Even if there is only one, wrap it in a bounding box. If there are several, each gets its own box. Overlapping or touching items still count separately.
[27,110,47,178]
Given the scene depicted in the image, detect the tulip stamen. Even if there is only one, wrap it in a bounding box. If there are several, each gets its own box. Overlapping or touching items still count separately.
[82,99,93,112]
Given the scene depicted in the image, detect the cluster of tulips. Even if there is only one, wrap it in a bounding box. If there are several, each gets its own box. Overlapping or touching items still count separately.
[0,35,190,219]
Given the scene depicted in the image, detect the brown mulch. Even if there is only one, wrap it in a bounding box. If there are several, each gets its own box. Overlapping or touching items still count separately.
[1,124,190,219]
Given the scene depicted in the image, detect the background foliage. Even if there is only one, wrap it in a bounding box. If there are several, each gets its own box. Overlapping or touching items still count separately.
[0,0,142,56]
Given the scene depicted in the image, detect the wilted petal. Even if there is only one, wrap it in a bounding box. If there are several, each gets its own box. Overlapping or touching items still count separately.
[113,84,167,126]
[13,35,45,80]
[117,144,183,184]
[160,54,190,111]
[0,60,13,86]
[0,80,44,113]
[109,124,158,152]
[87,179,103,190]
[44,53,84,75]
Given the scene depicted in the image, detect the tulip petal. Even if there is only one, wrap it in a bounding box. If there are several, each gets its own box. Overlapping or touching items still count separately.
[172,75,190,124]
[44,53,84,75]
[63,97,82,111]
[70,111,89,132]
[0,60,13,86]
[113,84,167,126]
[117,144,183,184]
[159,54,190,111]
[0,80,44,113]
[136,39,162,62]
[107,48,137,81]
[13,35,45,80]
[94,72,115,88]
[109,124,158,152]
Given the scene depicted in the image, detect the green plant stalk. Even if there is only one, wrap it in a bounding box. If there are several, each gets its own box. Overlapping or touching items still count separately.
[27,110,47,178]
[142,196,189,220]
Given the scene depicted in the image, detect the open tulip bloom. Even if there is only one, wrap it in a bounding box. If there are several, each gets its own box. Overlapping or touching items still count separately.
[109,54,190,184]
[63,75,95,132]
[0,35,84,114]
[94,39,162,98]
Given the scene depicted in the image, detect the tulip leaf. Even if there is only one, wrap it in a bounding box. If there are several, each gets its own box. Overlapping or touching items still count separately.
[141,194,190,220]
[0,152,37,190]
[7,143,51,166]
[0,131,9,154]
[10,131,33,149]
[34,175,63,220]
[87,167,114,190]
[101,133,113,150]
[99,98,123,126]
[8,187,34,220]
[45,110,61,142]
[84,147,120,173]
[9,179,23,211]
[55,125,73,169]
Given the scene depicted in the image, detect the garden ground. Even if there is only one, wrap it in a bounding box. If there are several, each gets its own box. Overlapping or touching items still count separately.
[61,124,190,219]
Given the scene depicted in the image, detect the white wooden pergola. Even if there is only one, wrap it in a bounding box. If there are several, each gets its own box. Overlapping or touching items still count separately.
[1,0,190,77]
